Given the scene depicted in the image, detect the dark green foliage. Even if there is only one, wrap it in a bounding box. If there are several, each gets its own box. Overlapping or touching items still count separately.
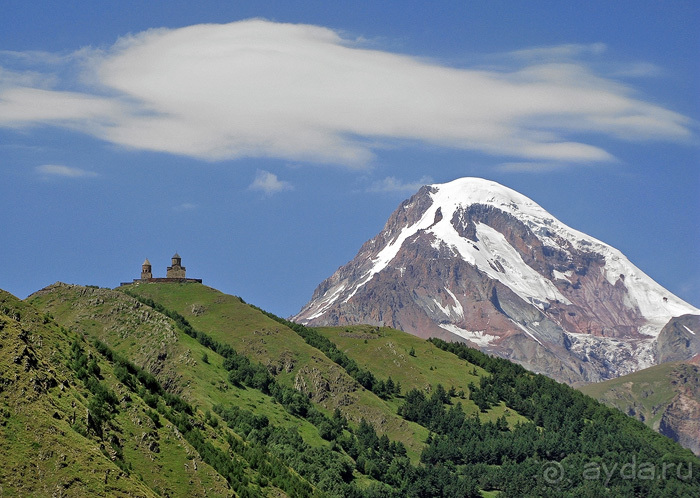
[91,336,314,497]
[69,339,119,432]
[124,292,335,430]
[163,391,193,415]
[214,405,270,437]
[119,294,486,495]
[215,405,330,496]
[87,358,100,377]
[409,338,700,496]
[109,289,698,496]
[223,353,274,393]
[121,291,235,357]
[146,408,161,428]
[93,338,114,360]
[214,404,460,498]
[251,306,400,399]
[142,392,158,409]
[113,363,136,391]
[136,369,161,396]
[203,409,218,428]
[317,409,346,441]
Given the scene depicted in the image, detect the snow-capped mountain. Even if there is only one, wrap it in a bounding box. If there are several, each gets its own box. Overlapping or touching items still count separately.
[293,177,700,384]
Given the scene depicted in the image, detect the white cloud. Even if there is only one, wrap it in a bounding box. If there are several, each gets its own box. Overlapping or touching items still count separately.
[36,164,97,178]
[612,62,662,78]
[1,87,126,128]
[367,176,433,193]
[0,20,693,168]
[0,66,53,90]
[507,43,607,62]
[174,202,197,211]
[249,170,293,195]
[495,162,569,173]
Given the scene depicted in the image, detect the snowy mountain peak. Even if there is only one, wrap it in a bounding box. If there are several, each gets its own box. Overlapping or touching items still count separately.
[430,177,543,214]
[425,178,696,325]
[294,177,699,384]
[428,177,605,252]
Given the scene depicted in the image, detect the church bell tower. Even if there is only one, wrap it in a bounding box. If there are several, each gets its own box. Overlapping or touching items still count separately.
[166,252,186,279]
[141,258,152,280]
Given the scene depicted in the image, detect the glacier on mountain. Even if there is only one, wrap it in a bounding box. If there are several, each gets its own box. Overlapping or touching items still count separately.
[294,177,699,384]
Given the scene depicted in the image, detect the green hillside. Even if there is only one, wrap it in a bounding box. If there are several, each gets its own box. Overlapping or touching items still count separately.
[0,289,231,497]
[110,282,432,459]
[28,283,325,447]
[3,281,696,496]
[580,359,700,456]
[315,325,528,427]
[580,361,680,429]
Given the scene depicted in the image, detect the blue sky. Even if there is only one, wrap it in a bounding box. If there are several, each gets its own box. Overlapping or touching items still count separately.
[1,1,698,317]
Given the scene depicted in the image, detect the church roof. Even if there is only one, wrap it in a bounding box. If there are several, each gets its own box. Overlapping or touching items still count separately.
[143,258,151,266]
[173,252,180,259]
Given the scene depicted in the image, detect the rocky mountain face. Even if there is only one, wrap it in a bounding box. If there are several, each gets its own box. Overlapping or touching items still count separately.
[580,355,700,456]
[658,359,700,456]
[293,177,700,385]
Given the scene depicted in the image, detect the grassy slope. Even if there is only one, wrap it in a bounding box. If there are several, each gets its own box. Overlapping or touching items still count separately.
[28,282,323,447]
[579,361,682,430]
[24,284,329,497]
[15,281,699,496]
[315,325,529,427]
[118,282,432,460]
[0,290,230,497]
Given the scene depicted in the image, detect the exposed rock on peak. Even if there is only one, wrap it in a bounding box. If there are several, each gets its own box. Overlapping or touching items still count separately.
[294,177,699,384]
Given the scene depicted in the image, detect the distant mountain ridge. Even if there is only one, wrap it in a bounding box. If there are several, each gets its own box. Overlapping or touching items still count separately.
[294,177,700,385]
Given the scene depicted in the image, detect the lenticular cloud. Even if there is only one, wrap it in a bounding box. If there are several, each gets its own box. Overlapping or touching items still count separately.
[0,19,692,166]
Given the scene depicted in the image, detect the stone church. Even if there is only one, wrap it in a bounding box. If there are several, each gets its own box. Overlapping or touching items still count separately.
[126,253,202,284]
